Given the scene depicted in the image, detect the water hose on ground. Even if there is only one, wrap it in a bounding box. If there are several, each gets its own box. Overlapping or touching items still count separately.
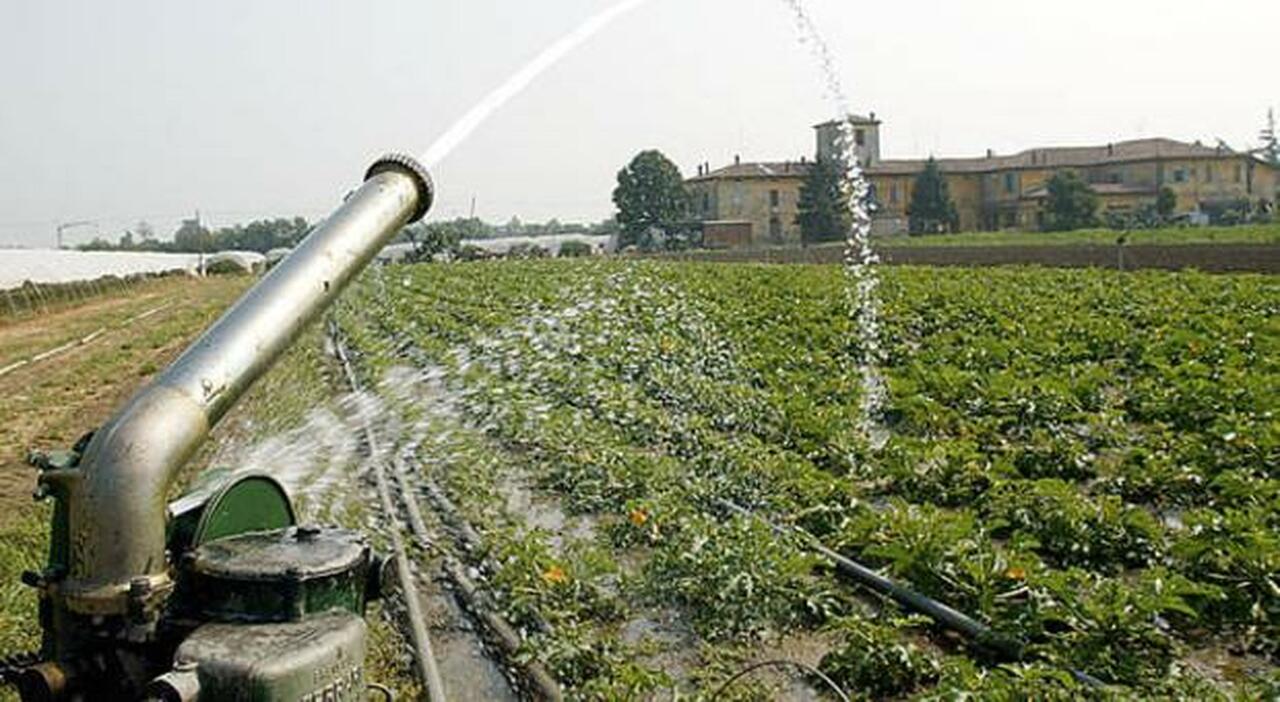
[419,478,555,636]
[331,323,449,701]
[332,322,563,701]
[415,476,561,698]
[715,499,1107,689]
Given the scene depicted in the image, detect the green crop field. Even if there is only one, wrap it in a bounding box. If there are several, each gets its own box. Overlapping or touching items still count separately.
[332,260,1279,699]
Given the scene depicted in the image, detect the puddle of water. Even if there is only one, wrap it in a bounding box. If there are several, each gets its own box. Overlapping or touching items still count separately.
[620,608,701,688]
[419,581,520,702]
[498,471,597,552]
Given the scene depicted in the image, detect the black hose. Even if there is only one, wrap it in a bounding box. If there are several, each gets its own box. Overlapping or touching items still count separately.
[716,498,1021,659]
[715,499,1106,689]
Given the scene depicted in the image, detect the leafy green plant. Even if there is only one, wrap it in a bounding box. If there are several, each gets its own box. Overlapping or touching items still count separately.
[985,479,1163,571]
[644,514,841,640]
[818,616,941,697]
[1034,568,1215,686]
[919,659,1084,701]
[1172,506,1279,646]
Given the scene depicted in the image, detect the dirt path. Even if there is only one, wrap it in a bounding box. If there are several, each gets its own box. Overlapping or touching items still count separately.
[0,275,251,522]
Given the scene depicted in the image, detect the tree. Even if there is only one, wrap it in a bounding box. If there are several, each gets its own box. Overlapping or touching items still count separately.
[403,219,468,260]
[1156,187,1178,221]
[135,220,156,242]
[173,218,213,252]
[1043,171,1099,232]
[907,158,959,235]
[795,156,849,245]
[589,217,620,238]
[612,150,690,249]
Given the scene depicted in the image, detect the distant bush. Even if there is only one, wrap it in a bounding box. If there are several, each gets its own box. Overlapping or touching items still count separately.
[1201,198,1253,226]
[1043,172,1100,232]
[456,244,490,262]
[558,241,593,258]
[508,243,549,259]
[205,259,250,276]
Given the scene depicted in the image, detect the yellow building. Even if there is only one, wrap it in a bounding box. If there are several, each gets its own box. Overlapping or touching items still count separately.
[688,116,1280,246]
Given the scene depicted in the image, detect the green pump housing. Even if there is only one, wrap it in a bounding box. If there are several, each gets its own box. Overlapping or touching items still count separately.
[23,443,384,702]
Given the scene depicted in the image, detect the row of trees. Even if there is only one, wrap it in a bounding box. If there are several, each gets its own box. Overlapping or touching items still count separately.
[794,154,962,240]
[83,128,1280,258]
[79,217,312,254]
[397,216,620,260]
[78,213,620,258]
[793,156,1114,237]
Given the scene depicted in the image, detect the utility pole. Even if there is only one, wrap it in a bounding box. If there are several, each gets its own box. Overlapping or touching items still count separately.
[469,195,477,220]
[1262,108,1278,164]
[196,210,206,276]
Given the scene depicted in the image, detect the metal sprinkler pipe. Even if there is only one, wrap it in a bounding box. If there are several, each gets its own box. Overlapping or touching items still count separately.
[47,155,433,642]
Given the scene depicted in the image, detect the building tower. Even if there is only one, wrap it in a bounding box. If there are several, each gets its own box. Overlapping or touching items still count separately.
[814,113,881,166]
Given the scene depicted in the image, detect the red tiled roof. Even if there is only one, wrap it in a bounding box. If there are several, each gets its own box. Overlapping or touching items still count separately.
[870,138,1240,175]
[688,161,812,182]
[690,138,1261,183]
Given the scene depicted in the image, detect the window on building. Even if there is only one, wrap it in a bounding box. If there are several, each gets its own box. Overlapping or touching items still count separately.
[770,189,780,208]
[1234,164,1243,183]
[1110,171,1123,184]
[769,217,782,241]
[855,129,866,147]
[1173,169,1188,183]
[889,184,899,204]
[1004,172,1016,194]
[702,193,710,213]
[1205,164,1214,183]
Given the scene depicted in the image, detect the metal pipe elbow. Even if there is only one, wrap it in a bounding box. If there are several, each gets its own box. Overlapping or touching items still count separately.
[64,385,209,613]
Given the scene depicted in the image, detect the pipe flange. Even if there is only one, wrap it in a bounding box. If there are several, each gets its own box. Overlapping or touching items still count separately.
[365,153,434,223]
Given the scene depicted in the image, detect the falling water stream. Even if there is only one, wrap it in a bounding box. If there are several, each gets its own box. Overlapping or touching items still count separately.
[779,0,888,448]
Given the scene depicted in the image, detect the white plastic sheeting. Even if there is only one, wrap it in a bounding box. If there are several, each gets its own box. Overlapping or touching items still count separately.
[0,249,267,290]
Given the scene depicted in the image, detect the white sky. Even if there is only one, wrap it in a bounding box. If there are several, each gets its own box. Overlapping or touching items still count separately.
[1,0,1276,247]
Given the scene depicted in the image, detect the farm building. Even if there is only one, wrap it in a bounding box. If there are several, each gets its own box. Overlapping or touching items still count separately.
[688,115,1280,247]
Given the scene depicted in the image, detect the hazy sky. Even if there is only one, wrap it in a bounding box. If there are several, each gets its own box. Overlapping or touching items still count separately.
[1,0,1276,247]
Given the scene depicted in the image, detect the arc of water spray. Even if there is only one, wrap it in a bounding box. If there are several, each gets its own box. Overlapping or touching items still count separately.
[419,0,652,169]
